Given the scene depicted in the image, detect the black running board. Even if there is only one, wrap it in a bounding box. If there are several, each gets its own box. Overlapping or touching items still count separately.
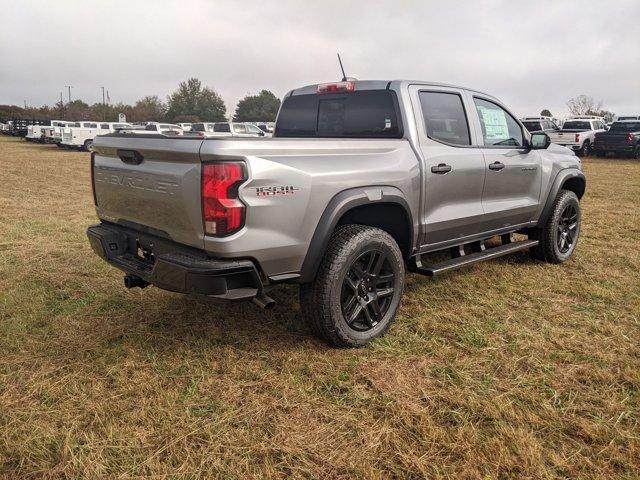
[414,239,539,277]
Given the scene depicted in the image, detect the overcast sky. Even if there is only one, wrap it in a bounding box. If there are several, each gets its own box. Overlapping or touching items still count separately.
[1,0,639,119]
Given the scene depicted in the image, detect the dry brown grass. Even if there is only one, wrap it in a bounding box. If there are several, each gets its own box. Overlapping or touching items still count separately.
[0,135,639,479]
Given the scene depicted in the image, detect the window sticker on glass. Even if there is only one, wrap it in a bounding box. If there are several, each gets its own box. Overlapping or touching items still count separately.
[477,106,509,141]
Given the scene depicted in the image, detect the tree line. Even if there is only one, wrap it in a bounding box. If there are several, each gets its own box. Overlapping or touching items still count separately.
[540,95,615,122]
[0,78,281,124]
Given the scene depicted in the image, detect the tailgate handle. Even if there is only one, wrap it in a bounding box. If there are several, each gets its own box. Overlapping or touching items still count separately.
[117,149,144,165]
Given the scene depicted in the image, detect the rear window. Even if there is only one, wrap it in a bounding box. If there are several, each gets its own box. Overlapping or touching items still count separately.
[617,116,638,121]
[275,90,402,138]
[611,122,640,131]
[523,121,542,132]
[562,121,591,130]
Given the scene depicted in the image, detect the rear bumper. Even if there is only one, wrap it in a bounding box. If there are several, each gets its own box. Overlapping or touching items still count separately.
[592,144,634,153]
[554,142,581,150]
[87,223,264,300]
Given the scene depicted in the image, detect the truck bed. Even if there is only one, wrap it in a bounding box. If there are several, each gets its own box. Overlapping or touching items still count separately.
[92,134,418,277]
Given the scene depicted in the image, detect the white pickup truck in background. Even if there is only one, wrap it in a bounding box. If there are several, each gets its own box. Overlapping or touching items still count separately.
[61,121,131,152]
[43,120,75,145]
[25,125,47,142]
[62,122,132,151]
[547,117,607,156]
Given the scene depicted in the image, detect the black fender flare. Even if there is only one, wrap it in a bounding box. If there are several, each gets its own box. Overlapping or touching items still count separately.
[298,186,414,283]
[538,168,586,226]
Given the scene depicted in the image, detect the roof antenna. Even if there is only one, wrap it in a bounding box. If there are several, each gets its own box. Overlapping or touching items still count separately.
[337,53,347,81]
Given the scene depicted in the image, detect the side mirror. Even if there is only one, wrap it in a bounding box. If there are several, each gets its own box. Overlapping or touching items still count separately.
[530,132,551,149]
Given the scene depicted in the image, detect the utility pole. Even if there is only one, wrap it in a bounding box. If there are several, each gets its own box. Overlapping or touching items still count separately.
[100,86,106,120]
[60,92,65,120]
[65,85,73,103]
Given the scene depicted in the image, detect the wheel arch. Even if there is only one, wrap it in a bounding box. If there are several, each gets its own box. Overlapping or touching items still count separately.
[538,168,585,225]
[298,187,415,283]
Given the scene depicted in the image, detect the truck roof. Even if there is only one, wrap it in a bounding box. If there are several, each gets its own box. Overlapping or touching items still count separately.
[286,79,498,101]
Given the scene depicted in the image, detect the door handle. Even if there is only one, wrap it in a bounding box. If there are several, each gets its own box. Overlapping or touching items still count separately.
[489,161,505,171]
[431,163,452,174]
[117,149,144,165]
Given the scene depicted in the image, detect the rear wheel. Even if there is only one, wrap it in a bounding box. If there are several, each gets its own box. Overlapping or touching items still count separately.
[632,146,640,159]
[83,139,94,152]
[300,225,405,347]
[530,190,581,263]
[579,141,591,157]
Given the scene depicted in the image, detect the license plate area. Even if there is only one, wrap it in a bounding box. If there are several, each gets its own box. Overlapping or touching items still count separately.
[135,238,156,265]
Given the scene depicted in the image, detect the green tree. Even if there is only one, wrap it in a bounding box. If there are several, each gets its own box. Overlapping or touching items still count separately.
[130,95,167,122]
[540,109,552,117]
[166,78,226,122]
[233,90,280,122]
[91,103,120,122]
[66,100,91,120]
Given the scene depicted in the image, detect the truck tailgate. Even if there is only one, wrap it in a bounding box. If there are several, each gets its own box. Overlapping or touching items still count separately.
[92,135,205,248]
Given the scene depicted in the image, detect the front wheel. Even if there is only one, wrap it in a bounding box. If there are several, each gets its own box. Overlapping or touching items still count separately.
[530,190,581,263]
[300,225,405,347]
[83,140,94,152]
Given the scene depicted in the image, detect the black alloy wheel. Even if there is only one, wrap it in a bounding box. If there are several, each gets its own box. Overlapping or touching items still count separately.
[557,203,578,254]
[340,249,395,332]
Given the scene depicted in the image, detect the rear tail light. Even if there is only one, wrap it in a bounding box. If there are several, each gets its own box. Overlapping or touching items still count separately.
[317,81,355,95]
[575,134,580,143]
[201,162,246,236]
[90,152,97,205]
[628,133,634,145]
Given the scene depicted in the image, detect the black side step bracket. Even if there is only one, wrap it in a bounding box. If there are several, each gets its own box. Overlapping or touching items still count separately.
[413,239,539,277]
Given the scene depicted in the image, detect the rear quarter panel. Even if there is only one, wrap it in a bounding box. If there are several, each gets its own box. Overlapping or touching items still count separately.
[199,138,420,278]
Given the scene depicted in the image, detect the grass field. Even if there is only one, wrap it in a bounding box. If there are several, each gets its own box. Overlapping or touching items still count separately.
[0,135,638,479]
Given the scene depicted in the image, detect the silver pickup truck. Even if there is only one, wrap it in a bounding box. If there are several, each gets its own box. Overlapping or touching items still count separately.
[87,80,585,347]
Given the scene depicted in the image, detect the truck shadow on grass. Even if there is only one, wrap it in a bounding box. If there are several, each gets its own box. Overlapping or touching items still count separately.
[101,250,538,353]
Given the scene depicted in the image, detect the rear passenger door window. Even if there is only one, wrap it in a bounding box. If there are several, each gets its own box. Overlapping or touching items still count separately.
[473,98,523,147]
[418,91,470,146]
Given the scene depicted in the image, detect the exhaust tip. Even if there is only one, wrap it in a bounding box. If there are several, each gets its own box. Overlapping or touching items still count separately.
[252,292,276,310]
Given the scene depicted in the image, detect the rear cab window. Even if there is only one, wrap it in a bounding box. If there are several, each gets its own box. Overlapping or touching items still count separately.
[611,122,640,132]
[275,89,402,138]
[418,91,470,146]
[562,121,591,131]
[523,121,542,133]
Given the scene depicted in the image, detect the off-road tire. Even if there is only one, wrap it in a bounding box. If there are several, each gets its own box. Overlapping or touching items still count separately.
[578,140,591,157]
[299,225,405,348]
[530,190,581,263]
